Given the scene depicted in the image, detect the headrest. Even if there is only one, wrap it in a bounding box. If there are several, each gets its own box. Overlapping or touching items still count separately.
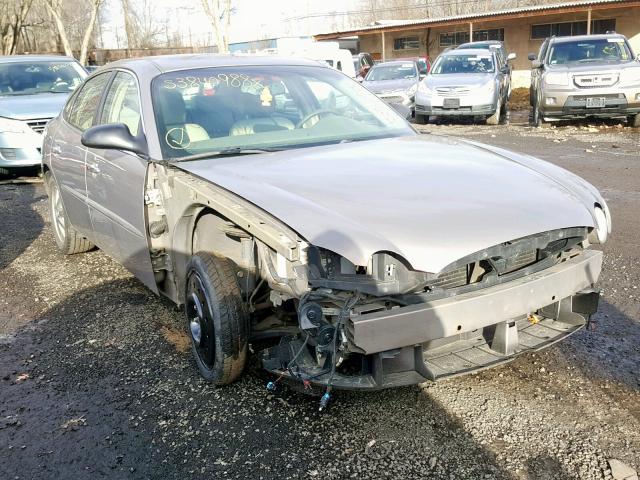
[159,89,186,125]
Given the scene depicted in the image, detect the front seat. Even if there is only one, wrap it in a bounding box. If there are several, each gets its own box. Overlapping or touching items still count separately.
[158,89,209,148]
[229,93,294,136]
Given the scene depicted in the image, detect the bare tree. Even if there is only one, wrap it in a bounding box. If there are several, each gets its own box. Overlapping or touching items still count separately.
[44,0,102,64]
[0,0,34,55]
[200,0,233,53]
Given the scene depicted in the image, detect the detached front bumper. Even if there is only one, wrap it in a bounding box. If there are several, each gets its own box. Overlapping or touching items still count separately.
[540,85,640,119]
[264,250,602,390]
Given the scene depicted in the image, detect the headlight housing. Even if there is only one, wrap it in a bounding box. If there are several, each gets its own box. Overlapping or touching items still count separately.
[621,67,640,85]
[418,81,433,95]
[544,72,569,86]
[589,205,610,244]
[0,117,32,134]
[478,81,495,94]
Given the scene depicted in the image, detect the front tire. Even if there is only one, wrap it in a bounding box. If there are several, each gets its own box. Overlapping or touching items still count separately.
[185,252,249,385]
[486,98,502,125]
[530,100,543,127]
[45,171,94,255]
[629,113,640,128]
[414,113,428,125]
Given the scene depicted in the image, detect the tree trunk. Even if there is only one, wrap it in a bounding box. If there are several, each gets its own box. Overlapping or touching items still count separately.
[79,0,101,65]
[45,0,73,57]
[201,0,231,53]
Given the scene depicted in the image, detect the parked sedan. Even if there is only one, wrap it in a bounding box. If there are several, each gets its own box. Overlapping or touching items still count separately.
[415,48,509,125]
[43,55,608,402]
[457,40,516,97]
[529,33,640,127]
[361,60,421,114]
[0,55,86,174]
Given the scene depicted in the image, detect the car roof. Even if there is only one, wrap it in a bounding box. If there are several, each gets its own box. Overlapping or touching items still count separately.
[0,54,79,64]
[373,60,417,67]
[106,54,326,75]
[443,48,494,56]
[458,41,503,48]
[550,33,626,43]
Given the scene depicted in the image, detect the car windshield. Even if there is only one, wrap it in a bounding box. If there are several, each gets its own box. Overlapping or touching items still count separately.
[548,38,632,64]
[0,60,86,96]
[152,65,414,160]
[431,54,495,74]
[365,63,418,81]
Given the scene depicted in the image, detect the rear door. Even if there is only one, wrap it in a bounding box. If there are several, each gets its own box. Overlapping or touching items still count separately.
[85,70,157,292]
[51,72,113,238]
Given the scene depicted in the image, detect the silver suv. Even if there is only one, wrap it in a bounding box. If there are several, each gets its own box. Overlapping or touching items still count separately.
[529,33,640,127]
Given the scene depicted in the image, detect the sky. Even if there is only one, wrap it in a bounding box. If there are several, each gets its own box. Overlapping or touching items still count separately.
[99,0,361,49]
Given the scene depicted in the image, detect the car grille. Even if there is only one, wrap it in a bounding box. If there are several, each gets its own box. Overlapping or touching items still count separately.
[25,118,51,134]
[436,87,471,97]
[573,74,618,88]
[426,228,587,292]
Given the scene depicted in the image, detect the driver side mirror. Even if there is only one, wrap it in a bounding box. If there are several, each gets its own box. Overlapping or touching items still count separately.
[531,60,543,69]
[81,123,148,157]
[419,73,427,80]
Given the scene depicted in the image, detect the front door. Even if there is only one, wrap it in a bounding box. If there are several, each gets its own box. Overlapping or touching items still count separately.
[85,71,157,292]
[51,72,112,238]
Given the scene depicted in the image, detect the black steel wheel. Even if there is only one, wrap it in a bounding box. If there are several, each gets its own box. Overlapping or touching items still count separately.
[185,252,249,385]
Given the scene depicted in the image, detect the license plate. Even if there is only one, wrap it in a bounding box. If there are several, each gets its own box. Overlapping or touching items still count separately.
[443,98,460,109]
[586,97,605,108]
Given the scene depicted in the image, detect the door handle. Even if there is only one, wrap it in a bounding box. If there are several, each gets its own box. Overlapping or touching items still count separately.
[87,163,100,174]
[52,144,62,155]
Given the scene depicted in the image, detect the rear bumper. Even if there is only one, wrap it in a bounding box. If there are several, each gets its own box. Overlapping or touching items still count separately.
[264,251,602,390]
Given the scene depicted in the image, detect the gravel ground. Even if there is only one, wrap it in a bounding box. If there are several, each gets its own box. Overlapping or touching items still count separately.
[0,114,638,480]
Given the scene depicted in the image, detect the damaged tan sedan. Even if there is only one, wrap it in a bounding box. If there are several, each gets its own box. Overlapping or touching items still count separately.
[42,55,609,401]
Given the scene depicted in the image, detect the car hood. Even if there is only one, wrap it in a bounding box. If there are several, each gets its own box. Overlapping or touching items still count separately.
[179,135,601,273]
[546,61,638,74]
[362,78,417,93]
[425,73,494,89]
[0,93,69,120]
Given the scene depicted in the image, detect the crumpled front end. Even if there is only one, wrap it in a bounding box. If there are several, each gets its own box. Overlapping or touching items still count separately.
[262,228,602,390]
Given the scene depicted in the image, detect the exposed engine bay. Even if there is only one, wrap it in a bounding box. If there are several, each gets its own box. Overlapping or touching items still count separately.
[145,164,602,408]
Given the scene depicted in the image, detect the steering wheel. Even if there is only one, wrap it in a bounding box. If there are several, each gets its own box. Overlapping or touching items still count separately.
[296,109,335,129]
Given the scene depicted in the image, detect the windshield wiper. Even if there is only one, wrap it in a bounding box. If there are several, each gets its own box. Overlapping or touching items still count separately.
[172,147,282,163]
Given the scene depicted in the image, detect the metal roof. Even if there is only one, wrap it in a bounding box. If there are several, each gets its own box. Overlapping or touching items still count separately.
[315,0,638,38]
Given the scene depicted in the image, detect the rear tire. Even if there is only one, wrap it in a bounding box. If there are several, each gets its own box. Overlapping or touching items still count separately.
[185,252,249,385]
[45,171,94,255]
[629,113,640,128]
